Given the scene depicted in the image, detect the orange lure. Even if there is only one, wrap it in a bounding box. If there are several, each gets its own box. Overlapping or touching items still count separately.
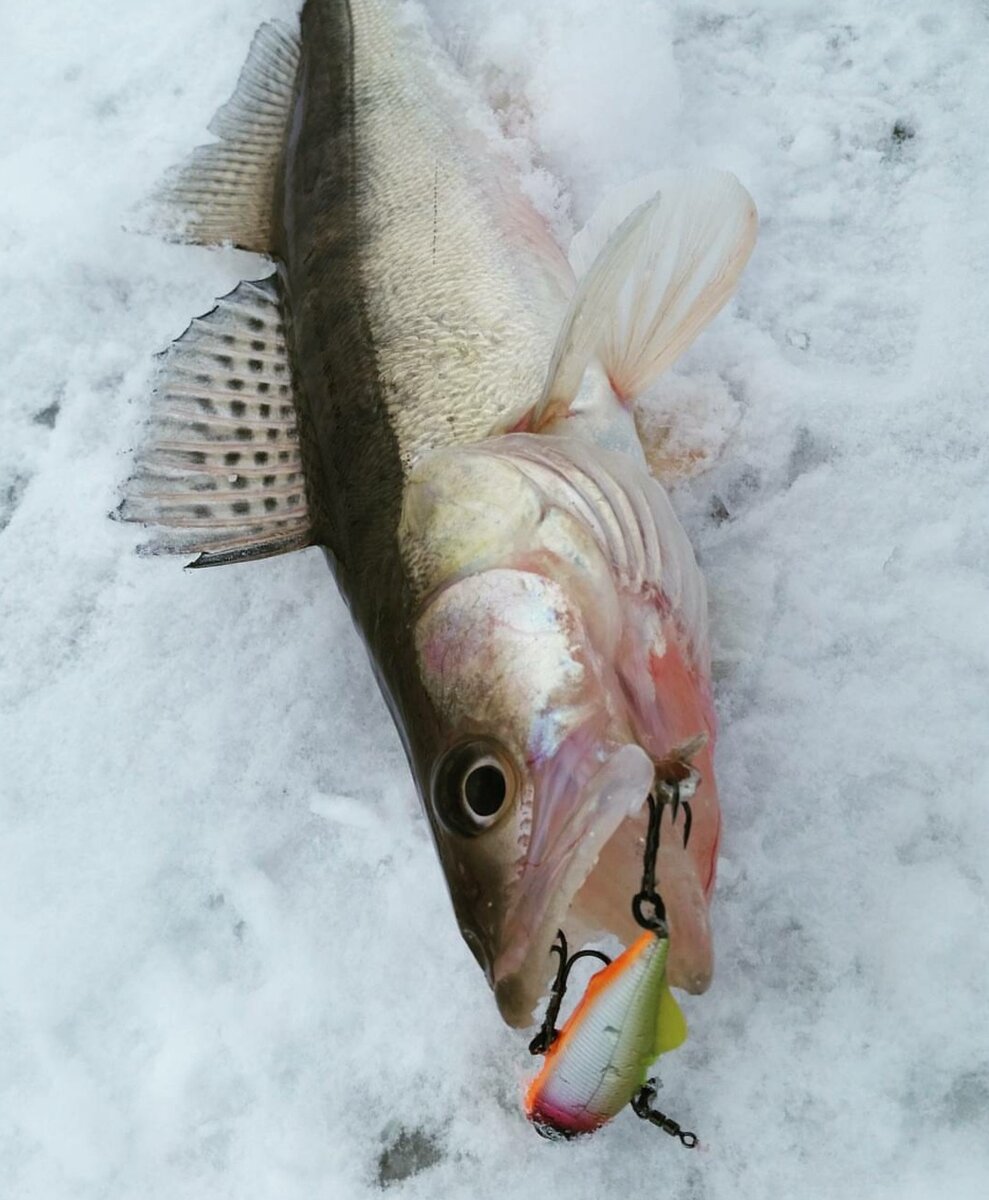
[524,929,687,1138]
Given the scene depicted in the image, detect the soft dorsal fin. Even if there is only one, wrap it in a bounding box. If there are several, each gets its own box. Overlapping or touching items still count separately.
[155,21,300,253]
[118,275,312,567]
[531,170,757,429]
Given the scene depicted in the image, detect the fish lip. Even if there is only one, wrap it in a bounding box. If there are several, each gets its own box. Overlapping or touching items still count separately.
[491,742,654,1028]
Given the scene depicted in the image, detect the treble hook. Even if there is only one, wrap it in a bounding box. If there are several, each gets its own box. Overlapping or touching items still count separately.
[630,792,681,934]
[528,931,568,1055]
[656,764,700,850]
[528,931,612,1056]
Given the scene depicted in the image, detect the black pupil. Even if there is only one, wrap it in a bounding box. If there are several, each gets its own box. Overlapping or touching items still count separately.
[463,764,506,818]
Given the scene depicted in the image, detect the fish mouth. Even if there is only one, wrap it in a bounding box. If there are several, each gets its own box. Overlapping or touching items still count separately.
[491,741,655,1028]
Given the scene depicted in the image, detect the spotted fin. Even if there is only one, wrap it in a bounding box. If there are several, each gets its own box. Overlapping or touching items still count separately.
[530,170,757,428]
[118,275,312,568]
[154,21,300,252]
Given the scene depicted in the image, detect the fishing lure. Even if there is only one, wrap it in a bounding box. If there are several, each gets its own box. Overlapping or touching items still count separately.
[525,768,699,1142]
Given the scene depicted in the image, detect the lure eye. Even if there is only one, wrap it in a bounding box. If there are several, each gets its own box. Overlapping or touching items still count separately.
[432,740,516,836]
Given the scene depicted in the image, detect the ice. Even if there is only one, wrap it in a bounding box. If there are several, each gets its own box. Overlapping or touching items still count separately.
[2,1,988,1197]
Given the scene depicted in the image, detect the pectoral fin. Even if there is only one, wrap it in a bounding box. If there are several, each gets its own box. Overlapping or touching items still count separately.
[529,201,659,429]
[118,275,312,567]
[529,170,757,430]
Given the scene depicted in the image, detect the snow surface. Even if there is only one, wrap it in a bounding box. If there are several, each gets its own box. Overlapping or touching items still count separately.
[2,0,988,1196]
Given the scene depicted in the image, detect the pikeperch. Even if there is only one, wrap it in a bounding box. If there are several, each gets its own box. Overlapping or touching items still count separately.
[121,0,757,1030]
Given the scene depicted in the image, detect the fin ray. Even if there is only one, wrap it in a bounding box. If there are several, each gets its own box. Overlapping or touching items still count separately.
[119,275,313,565]
[532,203,657,428]
[154,20,300,252]
[533,170,757,427]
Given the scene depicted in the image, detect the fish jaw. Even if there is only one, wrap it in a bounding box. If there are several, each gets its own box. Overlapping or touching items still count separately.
[566,769,718,996]
[491,742,655,1027]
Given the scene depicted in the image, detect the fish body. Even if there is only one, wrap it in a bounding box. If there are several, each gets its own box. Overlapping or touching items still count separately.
[279,0,571,821]
[122,1,757,1031]
[525,931,686,1138]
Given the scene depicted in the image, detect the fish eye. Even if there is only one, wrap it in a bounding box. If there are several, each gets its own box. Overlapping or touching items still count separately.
[463,759,506,817]
[432,740,516,836]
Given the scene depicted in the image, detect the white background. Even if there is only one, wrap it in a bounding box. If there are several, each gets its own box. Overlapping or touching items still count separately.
[2,1,987,1196]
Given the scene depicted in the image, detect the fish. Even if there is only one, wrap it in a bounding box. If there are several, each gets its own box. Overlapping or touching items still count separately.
[120,0,757,1031]
[524,929,687,1139]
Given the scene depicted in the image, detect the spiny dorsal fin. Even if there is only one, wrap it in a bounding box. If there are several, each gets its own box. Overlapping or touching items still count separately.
[118,274,312,567]
[531,170,757,428]
[155,21,300,253]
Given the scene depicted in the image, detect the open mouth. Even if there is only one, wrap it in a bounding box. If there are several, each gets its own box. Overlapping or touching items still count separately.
[492,742,655,1027]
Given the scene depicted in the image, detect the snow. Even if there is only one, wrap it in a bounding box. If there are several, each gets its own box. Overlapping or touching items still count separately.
[2,0,988,1196]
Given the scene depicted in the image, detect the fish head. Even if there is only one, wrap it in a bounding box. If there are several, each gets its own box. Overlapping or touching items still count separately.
[401,444,662,1026]
[415,566,657,1025]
